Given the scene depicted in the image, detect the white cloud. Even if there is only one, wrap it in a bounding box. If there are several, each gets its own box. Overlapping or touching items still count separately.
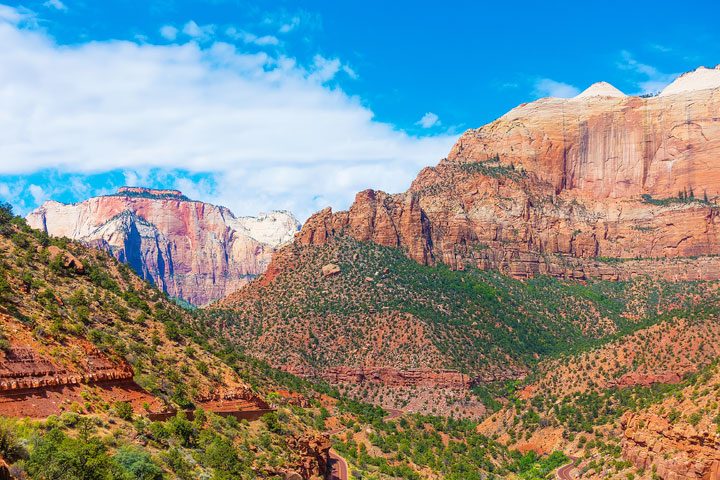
[0,4,33,24]
[160,25,178,41]
[263,11,320,35]
[225,27,279,47]
[533,78,580,98]
[618,50,678,95]
[416,112,440,129]
[43,0,67,11]
[182,20,215,41]
[0,180,28,211]
[278,16,300,34]
[0,5,455,220]
[308,54,344,83]
[28,184,48,205]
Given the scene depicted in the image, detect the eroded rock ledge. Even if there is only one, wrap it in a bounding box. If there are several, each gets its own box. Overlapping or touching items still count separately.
[0,346,133,391]
[295,85,720,282]
[284,365,526,389]
[622,412,720,480]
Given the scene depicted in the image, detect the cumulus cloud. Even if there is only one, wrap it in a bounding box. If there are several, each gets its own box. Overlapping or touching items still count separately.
[0,5,455,220]
[225,27,279,47]
[0,180,27,210]
[0,4,33,23]
[43,0,67,11]
[618,50,678,94]
[533,78,580,98]
[263,10,320,35]
[182,20,215,41]
[416,112,440,129]
[159,25,178,41]
[307,54,356,83]
[278,16,300,33]
[28,184,48,204]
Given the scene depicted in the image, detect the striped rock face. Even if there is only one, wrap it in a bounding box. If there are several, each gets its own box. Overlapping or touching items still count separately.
[296,69,720,282]
[27,187,300,305]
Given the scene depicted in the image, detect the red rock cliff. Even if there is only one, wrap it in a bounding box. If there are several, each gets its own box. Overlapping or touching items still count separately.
[26,187,300,305]
[295,68,720,281]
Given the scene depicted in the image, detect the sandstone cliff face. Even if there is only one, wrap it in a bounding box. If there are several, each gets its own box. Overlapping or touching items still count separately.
[621,367,720,480]
[0,344,133,391]
[26,187,300,305]
[623,412,720,480]
[296,67,720,281]
[285,366,473,389]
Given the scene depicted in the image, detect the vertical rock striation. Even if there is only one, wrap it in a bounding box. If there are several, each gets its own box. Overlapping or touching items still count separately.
[295,67,720,281]
[27,187,300,305]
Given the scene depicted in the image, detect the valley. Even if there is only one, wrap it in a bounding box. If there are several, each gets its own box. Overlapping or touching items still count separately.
[2,65,720,479]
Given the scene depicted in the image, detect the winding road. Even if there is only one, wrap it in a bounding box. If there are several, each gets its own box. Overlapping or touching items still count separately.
[327,408,577,480]
[556,456,578,480]
[325,408,403,480]
[327,449,349,480]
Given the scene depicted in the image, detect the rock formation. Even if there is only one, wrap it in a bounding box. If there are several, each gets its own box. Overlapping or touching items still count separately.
[621,366,720,480]
[295,66,720,281]
[27,187,300,305]
[284,435,331,480]
[285,366,472,389]
[0,344,133,391]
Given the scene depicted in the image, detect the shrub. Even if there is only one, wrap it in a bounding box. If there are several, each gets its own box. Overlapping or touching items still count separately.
[114,401,134,421]
[0,421,26,462]
[24,428,121,480]
[114,445,163,480]
[167,414,197,447]
[687,412,702,427]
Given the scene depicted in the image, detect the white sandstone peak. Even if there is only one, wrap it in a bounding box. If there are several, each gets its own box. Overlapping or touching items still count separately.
[232,210,300,246]
[575,82,626,99]
[660,66,720,97]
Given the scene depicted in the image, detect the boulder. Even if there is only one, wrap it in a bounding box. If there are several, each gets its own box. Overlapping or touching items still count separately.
[321,264,341,277]
[46,245,85,274]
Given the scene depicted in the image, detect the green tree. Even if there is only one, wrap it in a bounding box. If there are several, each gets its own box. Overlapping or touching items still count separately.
[25,428,122,480]
[114,401,134,421]
[114,446,164,480]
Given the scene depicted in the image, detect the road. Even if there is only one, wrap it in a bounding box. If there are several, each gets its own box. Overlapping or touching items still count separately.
[385,408,403,420]
[556,456,578,480]
[325,407,402,479]
[327,448,348,480]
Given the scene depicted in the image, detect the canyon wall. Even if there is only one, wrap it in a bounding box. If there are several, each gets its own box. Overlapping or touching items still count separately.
[296,67,720,281]
[27,187,300,305]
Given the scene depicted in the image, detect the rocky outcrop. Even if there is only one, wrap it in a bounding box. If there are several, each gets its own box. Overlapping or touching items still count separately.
[620,364,720,480]
[0,345,134,391]
[27,187,300,305]
[285,434,331,480]
[295,67,720,281]
[612,371,682,388]
[622,412,720,480]
[321,263,341,277]
[283,366,525,389]
[46,245,85,274]
[261,434,330,480]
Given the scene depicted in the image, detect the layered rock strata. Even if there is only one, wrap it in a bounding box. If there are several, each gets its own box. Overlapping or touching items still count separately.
[296,67,720,281]
[27,187,300,305]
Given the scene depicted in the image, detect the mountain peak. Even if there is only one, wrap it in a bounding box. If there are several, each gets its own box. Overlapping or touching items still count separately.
[575,81,626,99]
[26,188,301,305]
[114,186,189,201]
[660,65,720,96]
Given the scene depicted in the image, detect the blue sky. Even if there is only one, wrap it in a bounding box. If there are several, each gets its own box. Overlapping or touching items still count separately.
[1,0,719,220]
